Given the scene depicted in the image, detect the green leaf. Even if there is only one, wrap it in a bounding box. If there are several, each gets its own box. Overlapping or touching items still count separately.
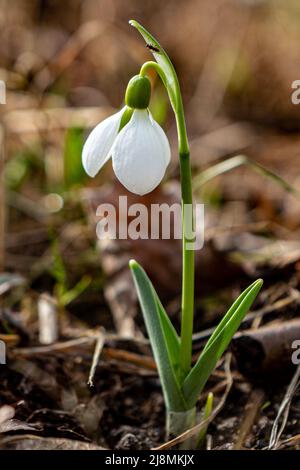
[182,279,263,407]
[59,275,91,307]
[64,126,86,189]
[129,20,181,113]
[155,293,181,372]
[201,279,261,357]
[129,260,187,411]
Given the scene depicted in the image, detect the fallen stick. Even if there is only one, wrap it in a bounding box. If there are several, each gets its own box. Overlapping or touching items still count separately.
[233,388,265,450]
[232,318,300,379]
[88,329,105,387]
[13,339,157,371]
[3,106,112,134]
[38,293,58,345]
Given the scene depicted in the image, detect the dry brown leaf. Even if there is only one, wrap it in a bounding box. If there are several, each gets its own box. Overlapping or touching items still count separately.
[0,435,107,450]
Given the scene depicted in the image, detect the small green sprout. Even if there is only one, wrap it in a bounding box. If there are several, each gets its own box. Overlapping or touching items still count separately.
[196,392,214,449]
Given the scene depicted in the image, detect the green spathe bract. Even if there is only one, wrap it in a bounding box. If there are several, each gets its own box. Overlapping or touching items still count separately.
[125,75,151,109]
[128,20,263,446]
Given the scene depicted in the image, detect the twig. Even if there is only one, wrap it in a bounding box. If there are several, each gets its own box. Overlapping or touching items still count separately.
[0,334,20,345]
[13,337,156,371]
[233,388,265,450]
[38,293,58,345]
[14,337,95,355]
[7,191,48,221]
[153,353,233,450]
[201,378,229,400]
[269,363,300,449]
[87,329,106,387]
[275,434,300,450]
[103,347,156,371]
[3,106,112,134]
[34,21,106,91]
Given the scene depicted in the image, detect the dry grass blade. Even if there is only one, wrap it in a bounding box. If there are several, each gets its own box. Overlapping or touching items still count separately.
[275,434,300,450]
[14,337,156,371]
[34,21,106,91]
[14,337,95,356]
[103,348,156,371]
[233,388,265,450]
[38,293,59,345]
[193,155,300,198]
[269,363,300,449]
[3,107,112,134]
[0,334,20,346]
[153,353,233,450]
[88,328,106,387]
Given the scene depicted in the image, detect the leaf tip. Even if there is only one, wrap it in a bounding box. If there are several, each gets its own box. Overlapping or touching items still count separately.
[129,259,138,270]
[129,19,137,28]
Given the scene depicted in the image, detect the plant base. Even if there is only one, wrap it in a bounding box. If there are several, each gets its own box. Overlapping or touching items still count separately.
[166,407,196,449]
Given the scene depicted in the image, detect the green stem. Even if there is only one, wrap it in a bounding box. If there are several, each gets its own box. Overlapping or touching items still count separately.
[140,61,195,380]
[176,111,194,379]
[178,150,194,378]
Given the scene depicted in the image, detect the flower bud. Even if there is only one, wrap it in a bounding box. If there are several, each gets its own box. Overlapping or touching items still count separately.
[125,75,151,109]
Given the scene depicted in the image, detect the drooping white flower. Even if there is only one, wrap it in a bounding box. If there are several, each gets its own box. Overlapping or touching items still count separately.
[82,107,125,178]
[82,108,170,196]
[112,109,170,195]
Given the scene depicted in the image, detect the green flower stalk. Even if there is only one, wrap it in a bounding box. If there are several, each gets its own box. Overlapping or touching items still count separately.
[139,58,194,381]
[82,20,263,448]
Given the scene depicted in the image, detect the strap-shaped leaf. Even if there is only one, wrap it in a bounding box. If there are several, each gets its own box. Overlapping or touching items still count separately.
[129,20,181,113]
[155,293,181,372]
[201,279,261,357]
[129,260,187,411]
[182,279,263,407]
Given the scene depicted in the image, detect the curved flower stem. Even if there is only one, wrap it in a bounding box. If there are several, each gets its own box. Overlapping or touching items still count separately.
[140,61,195,380]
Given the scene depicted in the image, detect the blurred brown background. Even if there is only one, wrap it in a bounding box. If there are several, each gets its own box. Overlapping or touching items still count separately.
[1,0,300,332]
[1,0,300,451]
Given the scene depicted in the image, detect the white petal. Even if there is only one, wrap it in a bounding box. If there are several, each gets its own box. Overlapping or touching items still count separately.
[112,109,170,195]
[82,107,125,177]
[148,111,171,165]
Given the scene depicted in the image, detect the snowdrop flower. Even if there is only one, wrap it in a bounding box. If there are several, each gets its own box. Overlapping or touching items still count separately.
[82,75,170,195]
